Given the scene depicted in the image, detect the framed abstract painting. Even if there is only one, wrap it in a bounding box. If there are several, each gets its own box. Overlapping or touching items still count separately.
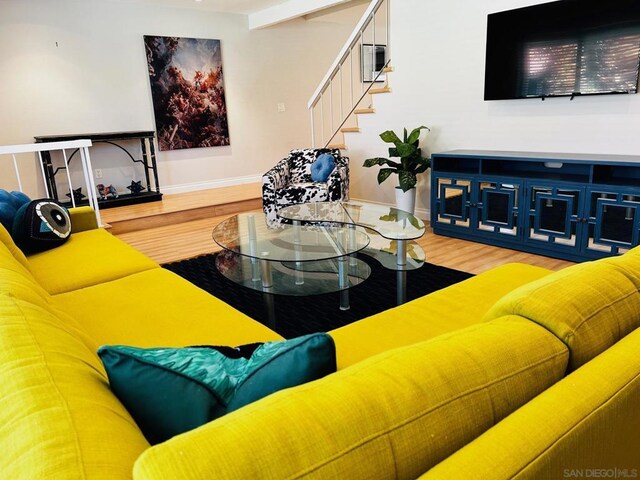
[144,35,230,151]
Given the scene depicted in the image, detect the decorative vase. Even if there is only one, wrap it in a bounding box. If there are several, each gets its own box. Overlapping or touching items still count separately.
[395,187,416,215]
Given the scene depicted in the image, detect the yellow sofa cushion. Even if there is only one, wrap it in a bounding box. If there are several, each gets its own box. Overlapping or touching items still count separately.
[52,268,282,348]
[420,326,640,480]
[0,262,51,308]
[330,263,552,369]
[0,223,33,278]
[0,238,51,306]
[133,316,568,480]
[27,228,158,295]
[484,257,640,371]
[0,294,149,479]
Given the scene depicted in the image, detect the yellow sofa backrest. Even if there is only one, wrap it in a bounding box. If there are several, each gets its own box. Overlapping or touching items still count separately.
[484,251,640,372]
[0,223,35,281]
[134,317,568,480]
[0,293,149,479]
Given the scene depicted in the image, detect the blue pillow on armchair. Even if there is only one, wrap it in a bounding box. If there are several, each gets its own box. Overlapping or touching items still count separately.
[311,153,336,182]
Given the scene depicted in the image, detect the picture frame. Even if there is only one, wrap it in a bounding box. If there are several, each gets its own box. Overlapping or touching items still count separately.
[361,44,387,83]
[144,35,230,151]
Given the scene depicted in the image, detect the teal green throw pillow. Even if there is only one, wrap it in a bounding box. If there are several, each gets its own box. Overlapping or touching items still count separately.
[311,153,336,182]
[98,333,336,444]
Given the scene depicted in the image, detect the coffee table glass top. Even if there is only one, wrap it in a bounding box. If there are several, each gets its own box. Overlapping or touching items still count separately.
[212,212,370,262]
[278,201,426,241]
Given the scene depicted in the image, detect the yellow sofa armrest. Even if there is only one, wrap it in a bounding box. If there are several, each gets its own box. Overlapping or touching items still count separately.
[421,327,640,480]
[69,207,99,233]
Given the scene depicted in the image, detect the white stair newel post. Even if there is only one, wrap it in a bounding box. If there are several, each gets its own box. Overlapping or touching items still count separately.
[386,0,391,53]
[11,154,23,192]
[339,64,343,121]
[79,145,102,227]
[350,46,354,107]
[372,12,376,81]
[310,108,316,148]
[36,151,50,198]
[360,31,365,94]
[330,78,334,135]
[62,149,76,208]
[320,92,325,146]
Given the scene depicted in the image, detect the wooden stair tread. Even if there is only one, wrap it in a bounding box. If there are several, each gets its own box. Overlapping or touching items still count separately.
[327,143,347,150]
[354,108,375,114]
[340,127,360,133]
[382,66,394,73]
[369,86,392,94]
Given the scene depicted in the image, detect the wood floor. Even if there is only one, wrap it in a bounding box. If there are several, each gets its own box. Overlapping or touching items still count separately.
[108,185,575,274]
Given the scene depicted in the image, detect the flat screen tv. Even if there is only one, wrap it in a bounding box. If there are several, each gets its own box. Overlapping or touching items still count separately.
[484,0,640,100]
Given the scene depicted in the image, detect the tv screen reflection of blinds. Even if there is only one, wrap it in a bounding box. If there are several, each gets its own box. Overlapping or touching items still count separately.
[484,0,640,101]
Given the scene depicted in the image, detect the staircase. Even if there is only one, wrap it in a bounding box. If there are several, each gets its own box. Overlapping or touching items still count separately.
[308,0,392,150]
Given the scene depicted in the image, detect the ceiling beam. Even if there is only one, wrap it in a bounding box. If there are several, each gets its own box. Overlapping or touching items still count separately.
[249,0,352,30]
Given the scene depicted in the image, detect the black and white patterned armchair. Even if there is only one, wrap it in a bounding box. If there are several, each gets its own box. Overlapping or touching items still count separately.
[262,148,349,223]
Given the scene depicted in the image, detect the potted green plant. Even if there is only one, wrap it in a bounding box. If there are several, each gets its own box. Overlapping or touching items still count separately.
[363,126,430,214]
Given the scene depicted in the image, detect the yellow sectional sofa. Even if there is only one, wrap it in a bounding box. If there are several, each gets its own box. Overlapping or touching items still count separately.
[1,207,639,479]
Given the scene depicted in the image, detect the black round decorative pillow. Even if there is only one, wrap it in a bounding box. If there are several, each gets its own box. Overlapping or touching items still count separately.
[12,199,72,254]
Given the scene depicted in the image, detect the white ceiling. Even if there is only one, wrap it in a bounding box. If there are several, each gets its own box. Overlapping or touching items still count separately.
[107,0,362,28]
[109,0,292,15]
[199,0,289,15]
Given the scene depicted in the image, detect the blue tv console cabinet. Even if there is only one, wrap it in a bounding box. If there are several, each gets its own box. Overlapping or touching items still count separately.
[430,150,640,262]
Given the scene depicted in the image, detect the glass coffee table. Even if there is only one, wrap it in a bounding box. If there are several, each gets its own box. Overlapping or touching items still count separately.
[212,212,371,313]
[278,201,427,271]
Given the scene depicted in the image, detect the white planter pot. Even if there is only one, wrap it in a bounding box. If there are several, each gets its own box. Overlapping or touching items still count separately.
[395,187,416,215]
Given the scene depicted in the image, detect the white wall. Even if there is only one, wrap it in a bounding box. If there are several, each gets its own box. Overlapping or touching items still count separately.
[347,0,640,215]
[0,0,356,197]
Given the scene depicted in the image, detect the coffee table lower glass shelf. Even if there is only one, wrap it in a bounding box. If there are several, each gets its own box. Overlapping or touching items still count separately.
[278,201,427,271]
[215,250,370,296]
[212,213,371,311]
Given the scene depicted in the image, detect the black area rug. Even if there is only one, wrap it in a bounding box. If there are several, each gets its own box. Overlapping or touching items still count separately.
[163,253,473,339]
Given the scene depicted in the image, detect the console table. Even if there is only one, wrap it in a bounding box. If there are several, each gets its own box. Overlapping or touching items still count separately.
[430,150,640,262]
[35,131,162,209]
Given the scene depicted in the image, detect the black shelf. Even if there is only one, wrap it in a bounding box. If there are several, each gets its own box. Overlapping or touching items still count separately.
[34,131,161,209]
[61,191,163,210]
[35,131,155,143]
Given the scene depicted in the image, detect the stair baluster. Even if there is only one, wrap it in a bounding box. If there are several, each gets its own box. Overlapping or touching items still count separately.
[308,0,392,150]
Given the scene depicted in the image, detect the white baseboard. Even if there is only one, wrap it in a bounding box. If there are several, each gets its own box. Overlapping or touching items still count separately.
[351,197,430,220]
[162,175,263,195]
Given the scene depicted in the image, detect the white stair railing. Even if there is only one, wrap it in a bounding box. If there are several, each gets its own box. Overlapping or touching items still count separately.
[0,140,102,227]
[308,0,391,148]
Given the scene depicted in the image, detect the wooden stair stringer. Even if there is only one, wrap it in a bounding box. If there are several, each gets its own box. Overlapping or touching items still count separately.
[333,67,393,151]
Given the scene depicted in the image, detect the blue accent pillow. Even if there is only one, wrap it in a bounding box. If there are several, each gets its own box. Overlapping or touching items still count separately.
[0,189,31,232]
[12,199,71,254]
[98,333,336,444]
[311,153,336,182]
